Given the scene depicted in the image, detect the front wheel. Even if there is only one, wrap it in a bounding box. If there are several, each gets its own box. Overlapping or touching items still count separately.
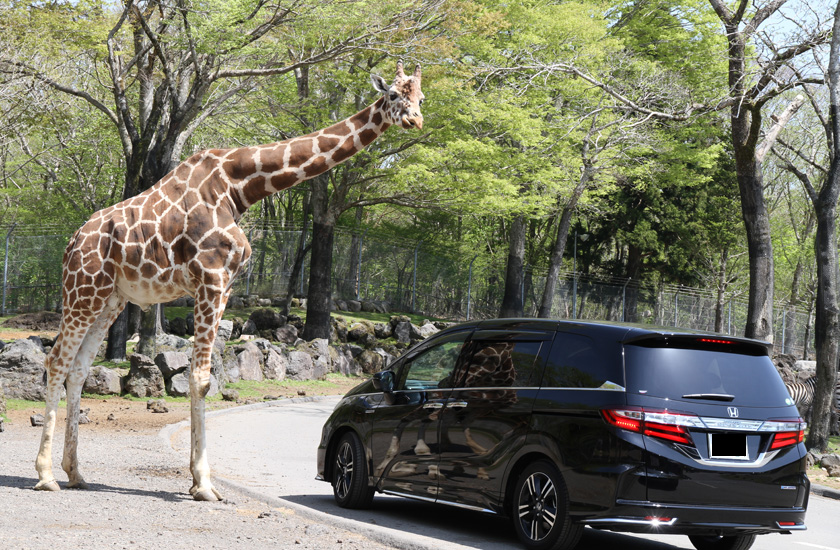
[331,432,374,509]
[512,460,582,550]
[688,534,756,550]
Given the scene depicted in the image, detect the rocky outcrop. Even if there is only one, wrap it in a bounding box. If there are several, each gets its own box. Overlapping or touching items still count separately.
[83,365,123,396]
[124,354,165,399]
[0,338,47,400]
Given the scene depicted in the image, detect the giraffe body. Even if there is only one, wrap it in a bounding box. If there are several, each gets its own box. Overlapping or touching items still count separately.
[35,62,424,500]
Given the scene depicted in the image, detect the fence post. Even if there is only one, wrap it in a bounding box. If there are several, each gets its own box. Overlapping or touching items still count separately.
[467,255,478,321]
[245,226,256,295]
[781,308,787,353]
[412,241,422,313]
[622,277,631,322]
[2,223,17,316]
[674,289,679,327]
[728,300,732,335]
[356,229,367,301]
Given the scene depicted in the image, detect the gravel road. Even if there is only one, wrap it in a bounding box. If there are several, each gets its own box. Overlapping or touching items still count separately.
[0,420,394,550]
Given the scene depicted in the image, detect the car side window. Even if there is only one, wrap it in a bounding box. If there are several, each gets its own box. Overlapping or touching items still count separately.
[543,332,623,389]
[399,332,469,391]
[457,340,544,388]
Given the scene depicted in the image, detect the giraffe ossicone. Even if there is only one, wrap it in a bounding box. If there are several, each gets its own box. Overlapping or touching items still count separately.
[34,61,425,501]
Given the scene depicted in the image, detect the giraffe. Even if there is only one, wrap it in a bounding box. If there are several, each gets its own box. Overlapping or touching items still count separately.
[35,61,425,501]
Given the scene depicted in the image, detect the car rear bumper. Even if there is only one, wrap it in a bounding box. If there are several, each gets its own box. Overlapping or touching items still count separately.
[581,499,808,535]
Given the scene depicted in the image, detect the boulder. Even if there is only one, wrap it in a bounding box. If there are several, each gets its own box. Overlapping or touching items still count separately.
[155,333,192,354]
[241,319,257,336]
[331,318,348,343]
[374,323,392,339]
[346,300,362,312]
[823,454,840,477]
[286,351,315,380]
[417,320,440,339]
[124,354,165,398]
[227,295,245,309]
[83,366,122,396]
[166,372,219,398]
[0,338,47,400]
[217,319,234,342]
[273,325,299,344]
[264,348,287,380]
[357,349,384,374]
[154,351,190,379]
[393,321,412,345]
[348,322,374,342]
[249,308,286,331]
[235,343,264,381]
[168,317,188,337]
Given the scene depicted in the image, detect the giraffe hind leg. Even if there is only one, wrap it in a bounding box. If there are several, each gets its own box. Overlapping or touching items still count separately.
[62,295,126,489]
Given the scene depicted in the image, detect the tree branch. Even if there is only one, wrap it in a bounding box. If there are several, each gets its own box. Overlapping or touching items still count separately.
[755,94,805,162]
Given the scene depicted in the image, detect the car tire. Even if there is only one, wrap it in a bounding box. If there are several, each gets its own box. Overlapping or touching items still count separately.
[512,460,583,550]
[332,431,374,509]
[688,534,756,550]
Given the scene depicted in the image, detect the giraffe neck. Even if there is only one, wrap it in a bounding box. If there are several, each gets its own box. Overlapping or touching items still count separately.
[227,97,391,213]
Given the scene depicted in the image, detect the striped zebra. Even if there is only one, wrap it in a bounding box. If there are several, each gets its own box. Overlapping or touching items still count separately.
[784,377,840,420]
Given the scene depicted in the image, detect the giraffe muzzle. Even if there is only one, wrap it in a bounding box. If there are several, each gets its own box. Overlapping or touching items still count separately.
[403,114,424,130]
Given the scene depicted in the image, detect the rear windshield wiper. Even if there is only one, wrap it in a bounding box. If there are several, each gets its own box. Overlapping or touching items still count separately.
[682,393,735,402]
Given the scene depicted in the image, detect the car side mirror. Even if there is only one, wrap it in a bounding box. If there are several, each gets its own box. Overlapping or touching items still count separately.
[372,370,395,393]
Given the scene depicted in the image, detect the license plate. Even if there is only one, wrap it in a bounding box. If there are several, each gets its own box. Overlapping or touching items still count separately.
[708,433,748,460]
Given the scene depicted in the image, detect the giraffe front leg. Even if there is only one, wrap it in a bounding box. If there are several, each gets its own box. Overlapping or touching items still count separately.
[188,285,228,501]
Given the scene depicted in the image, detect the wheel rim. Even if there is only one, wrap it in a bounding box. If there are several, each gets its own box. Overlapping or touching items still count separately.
[517,471,558,542]
[334,441,354,500]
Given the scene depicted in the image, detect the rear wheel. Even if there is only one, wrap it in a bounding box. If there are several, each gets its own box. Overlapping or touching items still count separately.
[688,534,756,550]
[331,432,374,509]
[512,460,582,550]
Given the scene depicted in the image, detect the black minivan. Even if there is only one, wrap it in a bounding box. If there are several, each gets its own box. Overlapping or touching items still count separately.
[316,319,808,550]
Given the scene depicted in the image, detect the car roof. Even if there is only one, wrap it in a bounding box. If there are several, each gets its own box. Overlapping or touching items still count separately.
[439,318,772,353]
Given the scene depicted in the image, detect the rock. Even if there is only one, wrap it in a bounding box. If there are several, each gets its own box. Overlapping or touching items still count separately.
[357,350,384,374]
[241,319,257,336]
[286,351,315,380]
[169,317,188,337]
[221,389,239,402]
[348,322,374,342]
[373,347,396,368]
[273,325,299,344]
[125,354,165,398]
[107,413,116,421]
[83,366,122,396]
[374,323,392,339]
[156,333,192,353]
[393,321,412,344]
[217,319,234,342]
[79,408,91,424]
[227,295,245,309]
[264,348,287,380]
[0,417,4,432]
[154,351,190,379]
[417,320,440,338]
[30,414,44,427]
[236,343,264,381]
[147,399,169,413]
[0,380,5,417]
[822,454,840,477]
[0,338,47,400]
[166,372,219,398]
[249,308,286,331]
[346,300,362,312]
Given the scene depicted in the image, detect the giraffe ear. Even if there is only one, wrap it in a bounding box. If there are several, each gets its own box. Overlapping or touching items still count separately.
[370,74,390,95]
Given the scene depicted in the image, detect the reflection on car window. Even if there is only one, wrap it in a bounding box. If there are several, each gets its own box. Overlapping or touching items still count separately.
[543,333,623,389]
[458,341,544,388]
[401,337,466,391]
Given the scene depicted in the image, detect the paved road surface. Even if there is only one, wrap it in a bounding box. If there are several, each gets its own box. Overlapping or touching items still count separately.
[165,396,840,550]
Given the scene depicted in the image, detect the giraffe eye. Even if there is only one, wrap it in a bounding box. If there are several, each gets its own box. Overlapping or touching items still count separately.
[389,92,398,101]
[419,99,424,106]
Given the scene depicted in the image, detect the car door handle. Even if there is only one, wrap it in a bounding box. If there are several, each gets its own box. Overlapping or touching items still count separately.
[423,402,444,409]
[450,401,469,409]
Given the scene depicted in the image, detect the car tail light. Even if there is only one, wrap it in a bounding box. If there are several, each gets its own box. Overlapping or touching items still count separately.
[602,408,698,445]
[766,419,805,450]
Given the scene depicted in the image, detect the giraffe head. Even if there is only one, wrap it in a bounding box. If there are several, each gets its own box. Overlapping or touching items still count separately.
[371,61,425,130]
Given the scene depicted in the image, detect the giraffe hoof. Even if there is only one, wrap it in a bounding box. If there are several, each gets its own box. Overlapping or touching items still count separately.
[67,479,89,490]
[34,479,61,492]
[191,486,223,501]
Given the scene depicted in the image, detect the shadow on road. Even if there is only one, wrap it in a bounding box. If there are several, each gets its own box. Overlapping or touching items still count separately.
[282,492,689,550]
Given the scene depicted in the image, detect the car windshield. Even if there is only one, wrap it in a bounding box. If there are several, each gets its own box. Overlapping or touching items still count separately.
[624,343,793,407]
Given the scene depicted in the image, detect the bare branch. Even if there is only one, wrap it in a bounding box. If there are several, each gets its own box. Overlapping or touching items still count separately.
[756,94,805,162]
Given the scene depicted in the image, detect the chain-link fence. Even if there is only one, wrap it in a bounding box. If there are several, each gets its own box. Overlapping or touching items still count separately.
[1,224,815,357]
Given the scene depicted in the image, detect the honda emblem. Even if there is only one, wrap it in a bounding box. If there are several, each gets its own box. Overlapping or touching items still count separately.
[727,407,739,418]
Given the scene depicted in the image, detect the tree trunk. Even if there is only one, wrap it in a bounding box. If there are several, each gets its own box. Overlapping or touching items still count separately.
[807,3,840,450]
[714,248,728,333]
[784,261,804,354]
[282,218,311,317]
[538,207,574,318]
[302,175,335,340]
[499,215,526,318]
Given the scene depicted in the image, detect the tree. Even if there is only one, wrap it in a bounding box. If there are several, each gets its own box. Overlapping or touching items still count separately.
[707,0,830,341]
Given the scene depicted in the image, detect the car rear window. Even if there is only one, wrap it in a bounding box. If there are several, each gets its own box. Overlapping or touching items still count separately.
[624,340,792,407]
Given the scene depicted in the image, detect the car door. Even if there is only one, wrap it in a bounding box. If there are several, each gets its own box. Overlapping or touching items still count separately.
[368,329,472,500]
[434,329,553,511]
